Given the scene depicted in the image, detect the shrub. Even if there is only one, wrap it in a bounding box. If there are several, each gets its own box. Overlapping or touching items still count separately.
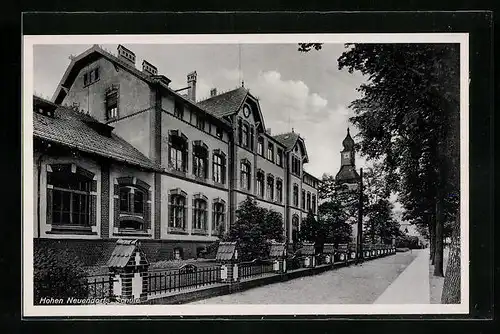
[33,246,89,304]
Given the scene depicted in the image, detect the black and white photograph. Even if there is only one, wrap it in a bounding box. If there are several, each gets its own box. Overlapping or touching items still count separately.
[22,33,469,317]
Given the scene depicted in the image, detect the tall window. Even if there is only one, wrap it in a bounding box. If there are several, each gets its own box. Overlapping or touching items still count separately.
[257,137,264,156]
[174,101,184,119]
[249,126,254,151]
[193,198,208,231]
[106,89,118,120]
[276,180,283,203]
[266,175,274,201]
[312,195,317,214]
[196,114,205,130]
[238,119,243,145]
[307,192,311,211]
[193,143,208,178]
[169,133,188,172]
[291,156,300,175]
[301,189,306,209]
[293,184,299,207]
[256,171,265,197]
[212,152,226,184]
[49,165,94,226]
[277,148,283,166]
[267,143,274,162]
[212,201,225,235]
[242,124,249,147]
[240,162,251,190]
[117,183,149,231]
[84,67,99,87]
[292,215,299,244]
[169,193,186,230]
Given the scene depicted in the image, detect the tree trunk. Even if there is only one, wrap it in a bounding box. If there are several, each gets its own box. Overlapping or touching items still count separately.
[434,191,444,277]
[429,216,436,265]
[441,213,461,303]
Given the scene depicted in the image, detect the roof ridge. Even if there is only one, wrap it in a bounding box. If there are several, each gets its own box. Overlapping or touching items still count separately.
[197,86,247,104]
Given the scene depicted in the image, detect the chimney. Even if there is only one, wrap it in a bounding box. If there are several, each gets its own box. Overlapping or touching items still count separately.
[266,128,272,135]
[117,44,136,66]
[142,60,158,76]
[187,71,197,102]
[210,88,217,97]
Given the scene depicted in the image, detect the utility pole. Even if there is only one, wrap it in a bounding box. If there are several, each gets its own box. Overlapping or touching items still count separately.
[357,168,364,263]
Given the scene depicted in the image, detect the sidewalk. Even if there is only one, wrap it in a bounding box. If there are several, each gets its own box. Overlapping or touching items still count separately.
[373,249,430,304]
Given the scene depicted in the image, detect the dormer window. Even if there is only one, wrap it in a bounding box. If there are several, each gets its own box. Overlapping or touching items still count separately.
[106,88,118,120]
[174,101,184,119]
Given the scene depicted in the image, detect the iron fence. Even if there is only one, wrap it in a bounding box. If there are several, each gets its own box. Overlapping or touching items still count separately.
[147,265,221,295]
[238,259,275,279]
[73,274,115,299]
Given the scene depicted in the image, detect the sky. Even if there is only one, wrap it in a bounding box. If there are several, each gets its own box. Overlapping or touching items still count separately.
[33,43,369,180]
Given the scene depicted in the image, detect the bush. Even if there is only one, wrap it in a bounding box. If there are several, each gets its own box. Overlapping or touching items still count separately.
[34,246,89,304]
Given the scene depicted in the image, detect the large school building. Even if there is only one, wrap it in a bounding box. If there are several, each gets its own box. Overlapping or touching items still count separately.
[32,44,321,264]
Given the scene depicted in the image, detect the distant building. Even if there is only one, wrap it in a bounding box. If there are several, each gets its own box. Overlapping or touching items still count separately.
[32,44,320,264]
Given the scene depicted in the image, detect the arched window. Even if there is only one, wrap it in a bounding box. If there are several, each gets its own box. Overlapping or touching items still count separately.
[114,177,151,232]
[312,194,317,214]
[256,171,265,197]
[266,174,274,201]
[169,189,187,231]
[47,164,97,228]
[293,184,299,207]
[240,161,251,190]
[193,141,208,179]
[292,214,300,244]
[301,189,306,209]
[192,197,208,232]
[307,192,311,211]
[276,179,283,203]
[212,151,226,184]
[212,199,226,236]
[168,131,188,172]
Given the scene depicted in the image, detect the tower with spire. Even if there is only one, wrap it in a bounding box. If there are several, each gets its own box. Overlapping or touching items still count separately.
[335,128,360,183]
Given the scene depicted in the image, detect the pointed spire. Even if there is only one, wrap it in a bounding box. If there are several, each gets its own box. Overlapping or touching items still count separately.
[347,127,350,135]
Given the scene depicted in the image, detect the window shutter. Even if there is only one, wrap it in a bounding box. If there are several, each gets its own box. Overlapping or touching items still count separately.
[90,195,97,226]
[144,190,151,231]
[114,183,120,229]
[46,187,53,225]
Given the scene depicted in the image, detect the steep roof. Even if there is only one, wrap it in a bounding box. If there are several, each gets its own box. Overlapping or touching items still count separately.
[272,132,299,150]
[342,128,355,152]
[196,87,248,119]
[33,99,162,172]
[215,242,237,261]
[335,165,360,183]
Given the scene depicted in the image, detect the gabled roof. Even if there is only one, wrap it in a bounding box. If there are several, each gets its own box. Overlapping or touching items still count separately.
[33,98,162,172]
[107,239,147,268]
[335,165,360,183]
[215,242,237,261]
[273,131,309,163]
[51,44,231,129]
[197,87,248,119]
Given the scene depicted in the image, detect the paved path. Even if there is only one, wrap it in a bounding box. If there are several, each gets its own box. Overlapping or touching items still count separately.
[374,249,430,304]
[190,252,418,304]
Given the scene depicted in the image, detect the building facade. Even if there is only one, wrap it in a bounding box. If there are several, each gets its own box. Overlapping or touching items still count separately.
[33,44,320,264]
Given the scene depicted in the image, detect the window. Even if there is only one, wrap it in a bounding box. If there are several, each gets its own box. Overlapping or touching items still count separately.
[257,137,264,156]
[173,247,183,260]
[267,143,274,162]
[169,133,188,172]
[266,175,274,201]
[249,126,254,151]
[312,195,317,214]
[240,162,251,190]
[291,156,301,175]
[242,124,249,147]
[293,184,299,207]
[196,114,205,130]
[174,101,184,119]
[212,152,226,184]
[49,165,94,227]
[169,193,186,229]
[256,171,264,197]
[307,192,311,211]
[301,189,306,209]
[216,127,223,139]
[276,180,283,203]
[238,119,243,145]
[193,143,208,178]
[83,67,99,87]
[212,201,225,235]
[277,148,283,166]
[193,198,208,231]
[106,89,118,120]
[117,185,148,231]
[292,215,300,244]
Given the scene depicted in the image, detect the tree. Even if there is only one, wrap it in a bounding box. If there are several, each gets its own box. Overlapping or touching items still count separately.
[226,197,284,261]
[299,42,461,302]
[299,210,320,243]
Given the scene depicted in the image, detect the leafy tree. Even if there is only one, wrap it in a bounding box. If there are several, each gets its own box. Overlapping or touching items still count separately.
[299,210,320,243]
[318,200,353,246]
[226,197,284,261]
